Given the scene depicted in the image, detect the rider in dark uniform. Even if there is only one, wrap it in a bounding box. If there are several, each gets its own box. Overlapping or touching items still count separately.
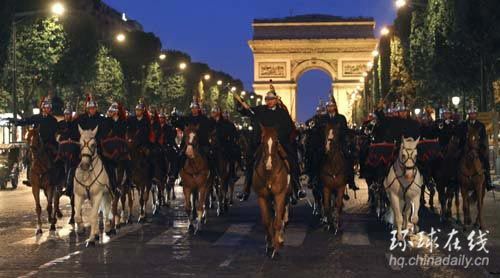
[155,112,178,178]
[434,107,457,147]
[304,105,326,189]
[57,107,80,196]
[318,99,359,192]
[210,106,239,183]
[238,87,306,204]
[458,107,494,191]
[127,101,153,150]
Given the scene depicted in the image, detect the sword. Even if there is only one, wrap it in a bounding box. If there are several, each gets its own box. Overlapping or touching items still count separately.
[229,88,255,115]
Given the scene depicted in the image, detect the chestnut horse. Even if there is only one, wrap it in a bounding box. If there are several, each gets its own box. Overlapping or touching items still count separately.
[459,126,486,230]
[26,127,65,234]
[253,126,290,259]
[208,129,232,216]
[319,123,347,233]
[180,124,210,234]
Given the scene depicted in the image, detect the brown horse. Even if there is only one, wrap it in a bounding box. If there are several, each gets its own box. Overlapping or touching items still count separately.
[180,124,210,234]
[26,128,65,234]
[126,132,153,223]
[253,126,290,259]
[458,126,486,230]
[319,123,347,233]
[435,135,461,223]
[110,161,134,229]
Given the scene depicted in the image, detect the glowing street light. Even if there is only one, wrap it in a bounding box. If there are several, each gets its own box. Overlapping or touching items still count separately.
[179,62,187,70]
[241,91,246,96]
[380,26,390,36]
[452,96,461,106]
[250,94,255,99]
[395,0,407,9]
[116,33,126,43]
[231,86,237,92]
[159,54,166,60]
[51,2,65,16]
[203,74,211,81]
[217,80,223,86]
[414,108,421,115]
[372,50,379,57]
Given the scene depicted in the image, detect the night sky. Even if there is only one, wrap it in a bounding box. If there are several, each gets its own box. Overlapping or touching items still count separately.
[104,0,396,121]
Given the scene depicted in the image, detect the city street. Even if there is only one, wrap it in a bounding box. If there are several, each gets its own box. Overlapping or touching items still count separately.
[1,176,499,277]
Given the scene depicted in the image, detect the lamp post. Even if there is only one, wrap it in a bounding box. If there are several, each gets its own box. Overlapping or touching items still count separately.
[11,2,65,142]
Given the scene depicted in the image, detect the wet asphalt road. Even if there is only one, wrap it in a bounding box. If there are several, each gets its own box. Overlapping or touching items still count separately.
[0,176,499,278]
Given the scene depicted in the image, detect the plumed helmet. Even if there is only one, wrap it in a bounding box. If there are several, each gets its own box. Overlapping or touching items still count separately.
[211,105,221,113]
[108,102,119,113]
[190,101,200,109]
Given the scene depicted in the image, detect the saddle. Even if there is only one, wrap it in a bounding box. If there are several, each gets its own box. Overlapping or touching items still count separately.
[101,136,129,161]
[366,143,396,168]
[57,140,80,166]
[417,139,443,163]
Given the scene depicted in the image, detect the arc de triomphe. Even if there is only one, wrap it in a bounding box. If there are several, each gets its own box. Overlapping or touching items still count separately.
[248,15,378,122]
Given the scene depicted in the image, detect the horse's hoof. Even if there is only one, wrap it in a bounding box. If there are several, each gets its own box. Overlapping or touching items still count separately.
[265,246,274,257]
[188,224,195,234]
[85,240,96,248]
[50,224,56,232]
[94,234,100,241]
[106,228,117,236]
[127,217,133,225]
[270,250,280,260]
[68,218,75,225]
[35,229,43,236]
[137,217,146,224]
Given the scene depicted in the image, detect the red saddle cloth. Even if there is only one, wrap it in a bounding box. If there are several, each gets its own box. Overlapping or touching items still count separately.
[57,140,80,166]
[417,139,443,163]
[101,136,129,161]
[366,143,396,168]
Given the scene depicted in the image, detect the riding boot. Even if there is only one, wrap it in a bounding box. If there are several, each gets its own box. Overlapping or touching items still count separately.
[104,162,120,196]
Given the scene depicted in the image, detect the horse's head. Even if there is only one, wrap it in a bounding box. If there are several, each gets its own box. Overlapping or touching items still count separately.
[261,125,279,171]
[184,124,199,159]
[399,136,419,171]
[78,125,98,171]
[26,127,42,152]
[324,123,339,153]
[466,126,481,151]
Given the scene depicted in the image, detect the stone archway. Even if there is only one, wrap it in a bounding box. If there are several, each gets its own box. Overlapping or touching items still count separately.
[248,14,378,122]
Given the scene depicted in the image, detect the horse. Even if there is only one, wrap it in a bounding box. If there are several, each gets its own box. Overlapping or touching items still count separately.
[152,142,169,212]
[319,123,347,233]
[458,126,486,230]
[435,135,461,223]
[126,130,154,223]
[253,126,291,259]
[25,128,65,234]
[74,126,113,246]
[208,129,232,216]
[179,124,210,234]
[384,136,423,241]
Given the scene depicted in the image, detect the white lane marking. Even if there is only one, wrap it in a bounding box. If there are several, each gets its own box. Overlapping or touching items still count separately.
[341,231,370,246]
[285,223,307,247]
[18,250,81,278]
[147,219,189,245]
[213,223,254,247]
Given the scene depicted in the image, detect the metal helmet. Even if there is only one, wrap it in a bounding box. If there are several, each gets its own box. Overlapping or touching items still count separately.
[63,106,72,115]
[171,107,178,116]
[41,99,52,109]
[190,101,200,109]
[108,102,119,113]
[159,112,167,119]
[135,102,145,111]
[467,106,478,114]
[211,105,221,113]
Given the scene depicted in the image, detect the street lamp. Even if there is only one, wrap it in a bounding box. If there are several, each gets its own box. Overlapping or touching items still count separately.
[241,91,246,96]
[414,108,421,115]
[231,86,237,92]
[179,62,187,70]
[250,94,255,99]
[452,96,460,106]
[159,53,166,60]
[395,0,407,9]
[380,26,390,36]
[116,33,126,43]
[51,2,65,16]
[217,80,223,86]
[204,74,211,81]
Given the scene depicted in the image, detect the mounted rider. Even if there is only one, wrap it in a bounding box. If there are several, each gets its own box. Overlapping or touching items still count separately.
[434,106,458,147]
[56,106,80,196]
[237,83,306,204]
[13,96,59,164]
[154,112,178,177]
[209,105,239,182]
[458,105,494,191]
[304,104,327,188]
[317,98,359,191]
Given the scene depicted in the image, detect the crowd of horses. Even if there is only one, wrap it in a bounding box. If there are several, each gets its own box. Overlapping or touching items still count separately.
[22,122,487,257]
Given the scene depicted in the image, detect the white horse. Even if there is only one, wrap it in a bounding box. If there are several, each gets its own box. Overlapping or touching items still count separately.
[74,126,113,247]
[384,136,423,241]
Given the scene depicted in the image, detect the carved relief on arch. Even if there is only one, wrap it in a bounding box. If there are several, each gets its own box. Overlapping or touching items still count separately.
[291,59,338,81]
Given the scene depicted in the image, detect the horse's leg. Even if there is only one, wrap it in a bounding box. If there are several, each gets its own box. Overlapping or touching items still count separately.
[137,186,146,223]
[46,186,56,232]
[197,181,209,232]
[52,186,60,229]
[410,191,421,234]
[454,187,461,225]
[111,194,119,231]
[32,184,43,235]
[69,194,75,225]
[183,186,194,232]
[103,192,113,235]
[460,184,470,228]
[428,178,436,210]
[272,192,287,257]
[335,185,346,232]
[475,181,485,230]
[389,192,404,241]
[126,190,134,224]
[74,192,84,234]
[257,196,274,256]
[322,185,332,229]
[87,191,103,246]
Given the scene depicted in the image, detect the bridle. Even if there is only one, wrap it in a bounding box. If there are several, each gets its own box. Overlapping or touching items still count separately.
[75,137,106,200]
[398,146,417,171]
[80,138,97,168]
